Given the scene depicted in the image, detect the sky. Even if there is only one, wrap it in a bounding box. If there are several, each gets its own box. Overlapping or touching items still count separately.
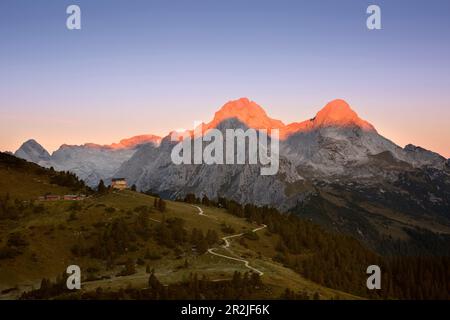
[0,0,449,157]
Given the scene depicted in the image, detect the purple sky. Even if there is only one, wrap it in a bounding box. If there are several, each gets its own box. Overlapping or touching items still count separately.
[0,0,449,157]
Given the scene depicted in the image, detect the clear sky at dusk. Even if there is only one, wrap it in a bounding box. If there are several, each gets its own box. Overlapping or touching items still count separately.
[1,0,449,157]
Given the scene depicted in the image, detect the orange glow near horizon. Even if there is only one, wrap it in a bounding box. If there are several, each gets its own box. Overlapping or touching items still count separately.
[1,98,448,158]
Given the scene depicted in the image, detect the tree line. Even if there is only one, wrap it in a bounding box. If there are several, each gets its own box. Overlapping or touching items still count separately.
[181,194,450,300]
[21,270,263,300]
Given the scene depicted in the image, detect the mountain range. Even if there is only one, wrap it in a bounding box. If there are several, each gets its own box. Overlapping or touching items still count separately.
[15,135,161,187]
[14,98,450,254]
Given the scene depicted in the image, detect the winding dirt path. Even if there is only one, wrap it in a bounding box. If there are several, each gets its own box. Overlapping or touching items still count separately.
[152,204,266,276]
[189,205,266,275]
[208,223,267,276]
[191,205,218,220]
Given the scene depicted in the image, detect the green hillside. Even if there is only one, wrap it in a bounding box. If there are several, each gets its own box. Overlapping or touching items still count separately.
[1,152,448,300]
[0,152,357,300]
[0,152,89,200]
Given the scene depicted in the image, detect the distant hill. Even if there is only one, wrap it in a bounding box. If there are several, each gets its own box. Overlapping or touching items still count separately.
[0,152,89,200]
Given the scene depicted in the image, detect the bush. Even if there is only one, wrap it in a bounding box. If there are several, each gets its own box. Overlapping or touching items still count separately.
[33,204,45,214]
[67,212,77,222]
[145,248,162,260]
[0,246,21,260]
[243,231,259,241]
[7,233,28,247]
[69,202,82,212]
[104,207,116,213]
[221,224,235,234]
[116,259,136,277]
